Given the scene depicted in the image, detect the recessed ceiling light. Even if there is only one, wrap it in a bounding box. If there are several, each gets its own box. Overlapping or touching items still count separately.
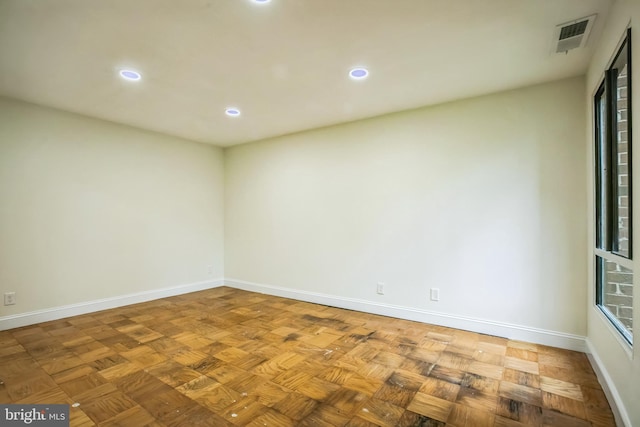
[253,0,271,3]
[349,67,369,80]
[225,108,241,117]
[119,69,141,81]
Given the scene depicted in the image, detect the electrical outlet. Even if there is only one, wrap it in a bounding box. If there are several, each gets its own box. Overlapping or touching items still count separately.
[207,265,213,275]
[376,282,385,295]
[430,288,440,302]
[4,292,16,306]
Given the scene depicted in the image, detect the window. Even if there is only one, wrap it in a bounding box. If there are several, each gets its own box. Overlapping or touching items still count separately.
[594,28,633,345]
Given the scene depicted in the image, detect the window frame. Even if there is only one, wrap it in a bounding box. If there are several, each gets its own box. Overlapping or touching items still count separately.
[609,30,633,258]
[594,81,611,251]
[594,28,633,346]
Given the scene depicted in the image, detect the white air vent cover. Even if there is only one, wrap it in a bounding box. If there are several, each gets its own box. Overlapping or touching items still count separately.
[553,14,596,54]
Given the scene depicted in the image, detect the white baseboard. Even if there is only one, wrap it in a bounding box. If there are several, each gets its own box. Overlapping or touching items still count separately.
[224,278,586,352]
[0,278,224,331]
[2,277,587,352]
[585,339,631,427]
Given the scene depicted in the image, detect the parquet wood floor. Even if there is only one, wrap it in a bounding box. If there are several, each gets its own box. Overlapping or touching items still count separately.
[0,287,615,426]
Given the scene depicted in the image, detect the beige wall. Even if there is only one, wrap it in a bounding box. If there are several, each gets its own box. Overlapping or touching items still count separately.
[0,97,224,316]
[585,0,640,425]
[225,77,587,335]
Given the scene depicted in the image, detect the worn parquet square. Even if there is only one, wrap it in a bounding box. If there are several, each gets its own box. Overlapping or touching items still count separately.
[0,287,615,426]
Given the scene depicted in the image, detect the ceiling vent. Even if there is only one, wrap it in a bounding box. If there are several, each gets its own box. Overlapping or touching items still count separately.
[553,14,596,54]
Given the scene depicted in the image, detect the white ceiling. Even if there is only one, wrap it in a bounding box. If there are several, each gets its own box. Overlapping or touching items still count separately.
[0,0,613,147]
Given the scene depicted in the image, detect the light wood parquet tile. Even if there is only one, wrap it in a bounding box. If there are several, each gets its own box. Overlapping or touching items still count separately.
[498,381,543,407]
[58,372,108,398]
[460,372,500,395]
[542,408,591,427]
[0,287,615,426]
[505,347,538,363]
[496,396,543,425]
[297,404,352,427]
[504,357,540,375]
[502,368,540,388]
[581,385,617,425]
[447,402,495,427]
[342,372,384,396]
[406,392,454,422]
[80,391,138,424]
[99,405,159,427]
[419,377,460,402]
[539,376,583,401]
[357,397,405,427]
[273,391,318,421]
[455,387,498,413]
[542,391,587,420]
[493,415,528,427]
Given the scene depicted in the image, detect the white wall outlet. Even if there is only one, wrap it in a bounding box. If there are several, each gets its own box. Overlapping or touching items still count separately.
[430,288,440,301]
[207,265,213,275]
[376,282,385,295]
[4,292,16,306]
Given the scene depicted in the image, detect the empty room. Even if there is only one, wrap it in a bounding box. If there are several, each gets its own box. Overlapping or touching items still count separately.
[1,0,639,426]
